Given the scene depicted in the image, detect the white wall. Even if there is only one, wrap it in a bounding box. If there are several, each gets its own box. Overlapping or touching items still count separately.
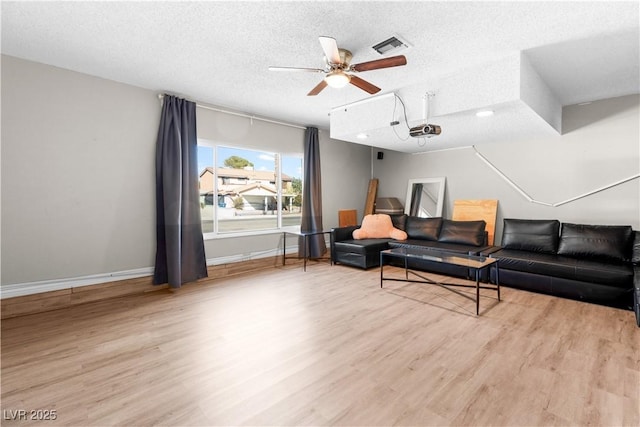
[1,55,371,289]
[374,94,640,242]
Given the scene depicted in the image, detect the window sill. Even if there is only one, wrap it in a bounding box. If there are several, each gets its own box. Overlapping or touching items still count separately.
[203,225,301,240]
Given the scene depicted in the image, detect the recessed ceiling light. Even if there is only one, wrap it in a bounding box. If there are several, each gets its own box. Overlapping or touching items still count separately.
[356,133,368,139]
[476,110,494,117]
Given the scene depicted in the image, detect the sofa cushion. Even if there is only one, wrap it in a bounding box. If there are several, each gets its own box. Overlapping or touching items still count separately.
[389,239,485,255]
[632,231,640,264]
[405,216,442,241]
[333,239,391,255]
[437,219,486,246]
[501,218,560,254]
[353,214,407,240]
[491,249,633,288]
[557,223,633,262]
[390,214,408,231]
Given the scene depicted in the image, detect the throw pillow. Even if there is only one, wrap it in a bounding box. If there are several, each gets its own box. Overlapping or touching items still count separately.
[389,214,408,231]
[352,214,408,240]
[557,223,633,262]
[404,216,443,241]
[501,219,560,254]
[437,219,486,246]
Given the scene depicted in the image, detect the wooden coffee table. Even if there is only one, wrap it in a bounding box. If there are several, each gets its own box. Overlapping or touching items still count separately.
[380,247,500,315]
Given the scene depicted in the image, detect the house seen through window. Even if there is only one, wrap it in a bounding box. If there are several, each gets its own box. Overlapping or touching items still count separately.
[198,143,303,236]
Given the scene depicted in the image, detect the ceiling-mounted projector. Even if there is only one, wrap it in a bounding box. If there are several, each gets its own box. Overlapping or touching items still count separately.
[410,124,441,138]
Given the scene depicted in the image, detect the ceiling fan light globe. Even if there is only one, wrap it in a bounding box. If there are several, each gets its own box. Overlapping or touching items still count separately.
[325,72,351,88]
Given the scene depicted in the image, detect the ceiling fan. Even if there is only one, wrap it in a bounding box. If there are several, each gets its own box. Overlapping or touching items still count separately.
[269,36,407,96]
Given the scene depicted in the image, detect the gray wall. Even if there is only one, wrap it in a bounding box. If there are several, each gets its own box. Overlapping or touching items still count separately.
[2,55,159,285]
[1,55,371,286]
[374,94,640,243]
[4,53,636,288]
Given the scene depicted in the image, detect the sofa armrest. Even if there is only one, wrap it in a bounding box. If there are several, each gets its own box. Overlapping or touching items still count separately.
[331,226,360,243]
[330,226,359,264]
[480,246,502,257]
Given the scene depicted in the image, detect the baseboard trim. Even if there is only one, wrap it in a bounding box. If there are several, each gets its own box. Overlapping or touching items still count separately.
[1,246,298,300]
[0,267,155,300]
[0,248,307,319]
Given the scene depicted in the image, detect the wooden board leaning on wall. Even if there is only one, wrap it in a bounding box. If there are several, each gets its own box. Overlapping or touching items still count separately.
[452,199,499,245]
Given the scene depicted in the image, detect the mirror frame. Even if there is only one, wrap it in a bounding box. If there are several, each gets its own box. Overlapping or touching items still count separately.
[404,177,446,217]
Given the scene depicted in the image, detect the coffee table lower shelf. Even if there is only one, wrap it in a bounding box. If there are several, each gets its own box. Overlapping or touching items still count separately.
[380,247,500,316]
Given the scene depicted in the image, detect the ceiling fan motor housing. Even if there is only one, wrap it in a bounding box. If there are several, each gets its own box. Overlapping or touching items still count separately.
[336,49,353,67]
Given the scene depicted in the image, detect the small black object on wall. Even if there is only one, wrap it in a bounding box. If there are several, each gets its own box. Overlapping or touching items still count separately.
[377,151,384,160]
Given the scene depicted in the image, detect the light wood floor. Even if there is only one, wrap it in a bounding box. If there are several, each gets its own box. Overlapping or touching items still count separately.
[2,261,639,426]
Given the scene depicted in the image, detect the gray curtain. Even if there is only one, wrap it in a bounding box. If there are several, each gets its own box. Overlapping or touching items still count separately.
[300,127,327,258]
[153,94,208,288]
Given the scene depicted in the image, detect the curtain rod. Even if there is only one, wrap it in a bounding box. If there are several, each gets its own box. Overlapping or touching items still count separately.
[158,94,307,130]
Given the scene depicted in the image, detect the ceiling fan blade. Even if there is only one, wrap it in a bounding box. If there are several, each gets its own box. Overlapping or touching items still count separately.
[268,66,324,72]
[319,36,341,64]
[351,55,407,72]
[307,80,328,96]
[349,75,381,94]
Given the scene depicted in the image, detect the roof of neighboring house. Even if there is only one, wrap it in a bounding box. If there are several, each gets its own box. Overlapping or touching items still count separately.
[233,182,277,195]
[205,184,296,197]
[200,167,292,182]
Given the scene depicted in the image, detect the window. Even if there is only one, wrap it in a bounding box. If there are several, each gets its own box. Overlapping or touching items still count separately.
[198,141,303,237]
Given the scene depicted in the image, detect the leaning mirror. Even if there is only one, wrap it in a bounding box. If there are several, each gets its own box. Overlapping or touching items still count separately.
[404,177,446,217]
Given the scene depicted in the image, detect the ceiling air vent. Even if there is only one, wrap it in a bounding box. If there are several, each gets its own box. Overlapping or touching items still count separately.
[371,34,411,55]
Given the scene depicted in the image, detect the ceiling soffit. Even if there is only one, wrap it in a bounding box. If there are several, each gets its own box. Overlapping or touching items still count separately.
[330,53,563,153]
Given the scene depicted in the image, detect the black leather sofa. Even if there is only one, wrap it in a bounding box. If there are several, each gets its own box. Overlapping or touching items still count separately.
[485,219,640,326]
[331,215,494,279]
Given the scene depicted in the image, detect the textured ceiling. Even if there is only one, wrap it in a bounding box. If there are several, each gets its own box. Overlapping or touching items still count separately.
[2,1,639,153]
